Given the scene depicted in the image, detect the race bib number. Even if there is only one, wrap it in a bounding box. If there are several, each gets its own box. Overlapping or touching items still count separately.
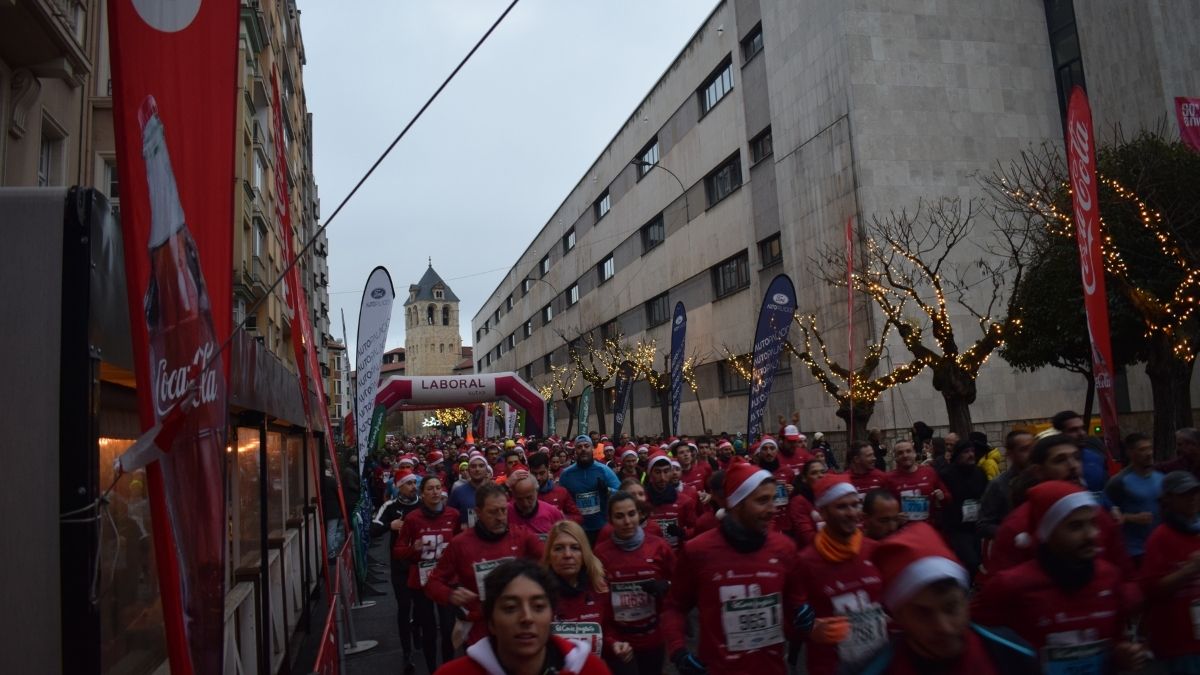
[576,491,600,516]
[473,558,514,601]
[418,560,436,587]
[900,493,929,521]
[552,622,603,656]
[721,593,784,652]
[655,518,679,547]
[466,508,477,528]
[773,483,789,507]
[838,605,888,664]
[961,499,980,523]
[611,581,655,623]
[1042,640,1109,675]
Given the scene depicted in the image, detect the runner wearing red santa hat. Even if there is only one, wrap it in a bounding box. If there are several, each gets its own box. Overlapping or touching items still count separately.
[643,450,696,549]
[856,523,1038,674]
[663,459,807,675]
[972,481,1147,673]
[795,473,886,675]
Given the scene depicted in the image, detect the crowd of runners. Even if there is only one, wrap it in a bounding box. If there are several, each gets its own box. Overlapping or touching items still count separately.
[324,411,1200,675]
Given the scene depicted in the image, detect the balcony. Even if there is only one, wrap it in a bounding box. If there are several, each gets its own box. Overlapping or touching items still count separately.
[0,1,91,87]
[251,255,269,296]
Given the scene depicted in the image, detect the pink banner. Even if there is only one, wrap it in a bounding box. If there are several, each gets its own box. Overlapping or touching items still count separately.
[1067,87,1122,460]
[1178,97,1200,153]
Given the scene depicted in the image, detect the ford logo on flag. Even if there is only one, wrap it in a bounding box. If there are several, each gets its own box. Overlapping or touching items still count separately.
[773,293,789,304]
[371,288,386,299]
[675,315,683,326]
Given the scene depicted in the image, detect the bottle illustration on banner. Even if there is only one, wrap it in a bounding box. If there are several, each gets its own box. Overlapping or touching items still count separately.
[139,94,227,674]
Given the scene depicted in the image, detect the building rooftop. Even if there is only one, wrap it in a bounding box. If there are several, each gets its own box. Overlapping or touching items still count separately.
[404,260,458,305]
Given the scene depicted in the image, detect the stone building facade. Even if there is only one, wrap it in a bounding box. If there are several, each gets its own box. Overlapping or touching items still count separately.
[473,0,1200,443]
[402,263,468,433]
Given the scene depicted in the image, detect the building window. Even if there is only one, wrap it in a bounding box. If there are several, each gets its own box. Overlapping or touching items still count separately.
[439,344,445,354]
[442,305,450,326]
[645,293,670,327]
[600,319,618,341]
[540,255,551,277]
[254,222,267,258]
[1044,0,1086,120]
[594,190,611,220]
[103,158,120,203]
[38,131,64,187]
[563,227,576,254]
[640,214,665,254]
[705,154,743,207]
[494,308,501,323]
[543,354,552,371]
[478,359,484,371]
[484,319,490,334]
[750,126,773,164]
[507,333,515,350]
[506,295,514,311]
[741,23,764,63]
[759,233,782,267]
[542,303,554,325]
[486,354,492,367]
[434,289,444,299]
[523,319,533,338]
[636,138,659,179]
[567,283,580,306]
[712,250,750,298]
[719,360,751,394]
[496,345,503,359]
[698,57,734,116]
[598,254,615,284]
[522,278,534,294]
[523,364,532,380]
[476,329,482,342]
[427,305,436,325]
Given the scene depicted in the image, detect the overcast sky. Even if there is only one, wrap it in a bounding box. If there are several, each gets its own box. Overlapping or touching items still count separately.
[298,0,718,363]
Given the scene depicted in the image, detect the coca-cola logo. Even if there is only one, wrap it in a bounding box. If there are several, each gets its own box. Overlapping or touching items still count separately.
[1068,118,1098,297]
[154,341,220,417]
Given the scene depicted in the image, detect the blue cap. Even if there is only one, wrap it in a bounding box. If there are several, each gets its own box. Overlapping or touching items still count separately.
[575,434,592,445]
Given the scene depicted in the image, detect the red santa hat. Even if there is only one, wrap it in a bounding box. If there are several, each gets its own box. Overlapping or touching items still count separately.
[756,435,779,451]
[783,424,802,441]
[467,451,487,465]
[398,454,416,467]
[1015,480,1098,548]
[394,469,419,487]
[813,474,858,508]
[620,447,640,461]
[724,459,774,508]
[669,457,681,470]
[426,450,444,467]
[872,522,969,611]
[647,450,673,470]
[716,439,734,451]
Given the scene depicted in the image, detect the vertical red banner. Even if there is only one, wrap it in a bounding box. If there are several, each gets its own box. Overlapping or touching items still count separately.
[1177,97,1200,153]
[107,2,238,673]
[1066,86,1122,459]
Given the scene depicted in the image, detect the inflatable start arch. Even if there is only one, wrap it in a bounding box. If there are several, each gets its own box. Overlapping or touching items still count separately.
[374,372,547,436]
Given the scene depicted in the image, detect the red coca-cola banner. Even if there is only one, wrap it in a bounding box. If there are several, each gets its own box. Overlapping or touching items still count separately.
[1177,97,1200,153]
[1066,86,1122,459]
[108,2,238,673]
[845,215,855,443]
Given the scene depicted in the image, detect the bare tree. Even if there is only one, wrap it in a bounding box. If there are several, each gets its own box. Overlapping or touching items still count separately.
[818,197,1030,435]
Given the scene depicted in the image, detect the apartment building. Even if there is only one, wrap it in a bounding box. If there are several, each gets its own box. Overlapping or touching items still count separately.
[473,0,1200,440]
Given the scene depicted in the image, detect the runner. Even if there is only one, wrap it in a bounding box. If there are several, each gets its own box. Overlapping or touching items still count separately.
[448,452,492,526]
[978,429,1034,540]
[1138,471,1200,672]
[939,439,989,579]
[847,441,888,494]
[787,458,826,548]
[972,481,1147,673]
[663,460,807,675]
[426,482,545,648]
[594,490,675,675]
[541,520,632,669]
[754,436,796,533]
[644,451,696,549]
[527,452,583,523]
[677,440,712,495]
[795,473,887,674]
[395,475,461,672]
[886,439,949,526]
[859,523,1039,673]
[862,489,903,541]
[434,559,608,675]
[558,435,621,543]
[372,468,423,674]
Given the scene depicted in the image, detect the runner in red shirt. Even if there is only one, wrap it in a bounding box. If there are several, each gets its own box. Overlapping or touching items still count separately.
[541,520,631,668]
[527,453,582,524]
[714,439,735,471]
[664,460,807,675]
[1139,471,1200,670]
[847,441,887,495]
[426,483,545,648]
[796,474,887,674]
[644,451,696,549]
[677,441,712,494]
[886,439,949,526]
[754,436,796,533]
[787,459,826,548]
[972,482,1147,672]
[859,523,1038,673]
[394,475,461,672]
[780,424,815,479]
[594,490,676,675]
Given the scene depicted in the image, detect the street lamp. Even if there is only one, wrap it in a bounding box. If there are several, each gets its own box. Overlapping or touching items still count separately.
[631,158,690,222]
